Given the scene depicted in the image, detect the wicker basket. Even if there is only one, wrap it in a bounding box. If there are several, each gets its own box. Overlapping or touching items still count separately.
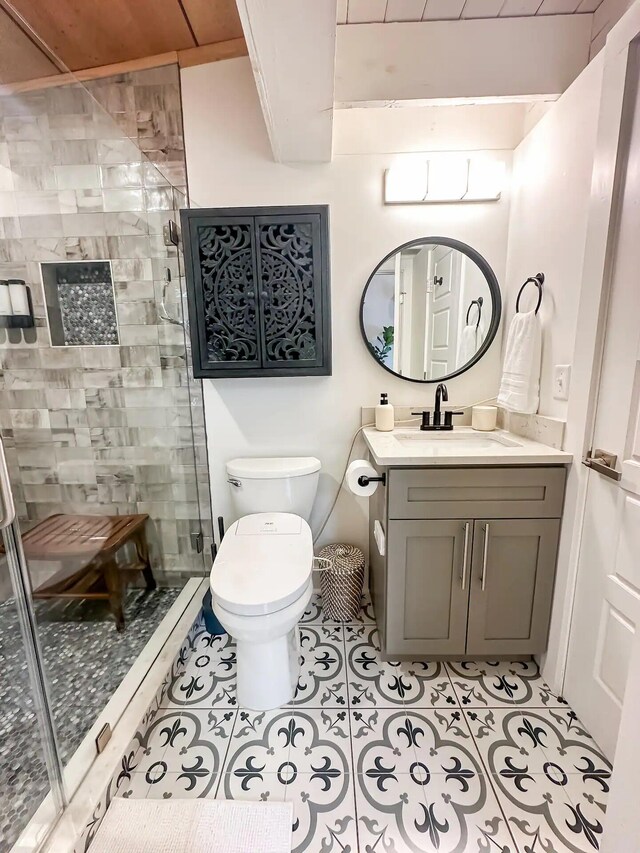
[318,543,365,621]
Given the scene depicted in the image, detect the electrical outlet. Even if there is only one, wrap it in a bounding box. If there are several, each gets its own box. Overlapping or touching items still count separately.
[553,364,571,400]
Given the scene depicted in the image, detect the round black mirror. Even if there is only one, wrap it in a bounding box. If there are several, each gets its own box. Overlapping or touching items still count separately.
[360,236,501,383]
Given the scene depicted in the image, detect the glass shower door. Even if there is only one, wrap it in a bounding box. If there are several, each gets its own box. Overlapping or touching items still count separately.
[0,436,64,852]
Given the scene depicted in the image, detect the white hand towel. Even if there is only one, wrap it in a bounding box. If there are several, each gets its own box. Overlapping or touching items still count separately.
[497,310,542,414]
[458,324,478,367]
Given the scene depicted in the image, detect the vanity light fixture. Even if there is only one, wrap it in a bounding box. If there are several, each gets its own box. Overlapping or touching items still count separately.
[383,160,429,203]
[384,156,504,204]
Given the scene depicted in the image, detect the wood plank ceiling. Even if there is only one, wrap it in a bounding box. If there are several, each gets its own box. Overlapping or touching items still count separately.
[0,0,245,84]
[338,0,604,22]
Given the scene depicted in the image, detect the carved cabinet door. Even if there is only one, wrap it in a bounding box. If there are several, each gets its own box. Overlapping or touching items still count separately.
[185,214,262,374]
[182,206,331,378]
[255,212,329,372]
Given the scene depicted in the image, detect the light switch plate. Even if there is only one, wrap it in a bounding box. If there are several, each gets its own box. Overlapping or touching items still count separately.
[553,364,571,400]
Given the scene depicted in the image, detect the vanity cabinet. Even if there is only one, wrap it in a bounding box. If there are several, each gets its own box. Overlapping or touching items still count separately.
[370,465,566,659]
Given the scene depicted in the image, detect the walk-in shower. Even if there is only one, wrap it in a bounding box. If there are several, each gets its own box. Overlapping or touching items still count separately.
[0,10,212,848]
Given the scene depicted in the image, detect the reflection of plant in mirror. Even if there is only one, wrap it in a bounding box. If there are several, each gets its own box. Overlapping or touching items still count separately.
[373,325,394,364]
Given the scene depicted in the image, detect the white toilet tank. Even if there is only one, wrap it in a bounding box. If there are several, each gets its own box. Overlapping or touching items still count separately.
[226,457,321,521]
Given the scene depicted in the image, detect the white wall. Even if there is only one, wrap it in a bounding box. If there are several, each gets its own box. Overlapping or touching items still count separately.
[181,57,512,554]
[505,55,605,423]
[505,52,606,689]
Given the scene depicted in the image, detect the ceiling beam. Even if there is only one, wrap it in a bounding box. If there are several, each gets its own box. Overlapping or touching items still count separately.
[336,15,593,105]
[235,0,336,163]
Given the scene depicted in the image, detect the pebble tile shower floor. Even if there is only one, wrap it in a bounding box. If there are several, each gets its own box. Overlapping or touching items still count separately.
[0,588,181,850]
[100,593,613,853]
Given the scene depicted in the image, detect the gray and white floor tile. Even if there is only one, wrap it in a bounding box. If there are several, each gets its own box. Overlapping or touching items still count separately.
[346,625,457,709]
[161,629,237,709]
[447,660,568,709]
[301,592,375,626]
[294,625,349,708]
[93,593,614,852]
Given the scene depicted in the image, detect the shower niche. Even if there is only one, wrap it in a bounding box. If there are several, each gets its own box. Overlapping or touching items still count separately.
[41,260,119,347]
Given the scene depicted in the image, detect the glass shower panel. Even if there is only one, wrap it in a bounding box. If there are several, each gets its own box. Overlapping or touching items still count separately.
[0,51,211,831]
[1,445,64,851]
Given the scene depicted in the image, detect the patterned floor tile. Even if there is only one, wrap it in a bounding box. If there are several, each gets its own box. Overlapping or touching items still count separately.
[447,660,568,708]
[350,709,422,777]
[466,708,611,852]
[286,707,352,777]
[293,624,348,708]
[131,708,234,794]
[87,601,618,853]
[161,629,237,709]
[346,625,457,708]
[465,708,551,776]
[285,773,358,853]
[114,771,153,800]
[219,767,357,853]
[301,591,375,625]
[496,773,607,853]
[356,767,516,853]
[222,709,295,779]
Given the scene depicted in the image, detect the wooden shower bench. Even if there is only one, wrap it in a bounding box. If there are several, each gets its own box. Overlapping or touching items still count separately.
[19,514,155,631]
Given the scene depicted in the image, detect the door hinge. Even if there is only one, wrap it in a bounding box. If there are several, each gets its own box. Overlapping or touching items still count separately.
[190,531,204,553]
[163,219,179,247]
[582,448,621,481]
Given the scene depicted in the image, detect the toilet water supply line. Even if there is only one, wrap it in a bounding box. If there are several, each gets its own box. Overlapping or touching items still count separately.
[311,396,498,546]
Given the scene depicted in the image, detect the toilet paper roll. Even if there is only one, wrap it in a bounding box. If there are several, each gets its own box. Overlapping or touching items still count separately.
[346,459,380,497]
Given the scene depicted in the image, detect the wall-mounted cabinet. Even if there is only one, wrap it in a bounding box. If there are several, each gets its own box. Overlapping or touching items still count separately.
[181,205,331,378]
[369,465,566,659]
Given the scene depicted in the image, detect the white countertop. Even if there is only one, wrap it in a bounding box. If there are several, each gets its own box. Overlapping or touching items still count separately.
[362,426,572,467]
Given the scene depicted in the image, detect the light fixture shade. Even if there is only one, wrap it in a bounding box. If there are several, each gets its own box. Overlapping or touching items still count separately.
[425,157,469,202]
[384,162,429,203]
[383,155,504,204]
[466,159,505,200]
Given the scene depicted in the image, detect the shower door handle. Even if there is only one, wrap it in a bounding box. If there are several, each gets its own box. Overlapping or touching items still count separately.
[0,437,16,529]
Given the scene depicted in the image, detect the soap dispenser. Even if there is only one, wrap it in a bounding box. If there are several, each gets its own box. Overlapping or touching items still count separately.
[375,393,394,431]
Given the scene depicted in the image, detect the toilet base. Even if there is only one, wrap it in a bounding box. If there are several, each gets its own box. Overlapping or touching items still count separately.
[236,626,301,710]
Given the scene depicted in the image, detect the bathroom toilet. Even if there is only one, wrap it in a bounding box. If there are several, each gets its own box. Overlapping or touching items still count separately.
[210,457,321,710]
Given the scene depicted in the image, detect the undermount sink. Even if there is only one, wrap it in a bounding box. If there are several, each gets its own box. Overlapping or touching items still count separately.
[392,430,522,451]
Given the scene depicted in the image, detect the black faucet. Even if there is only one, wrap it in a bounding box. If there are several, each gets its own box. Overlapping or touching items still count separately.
[412,383,464,431]
[433,383,448,426]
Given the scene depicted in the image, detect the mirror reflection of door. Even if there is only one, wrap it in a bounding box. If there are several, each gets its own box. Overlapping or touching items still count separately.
[426,246,460,379]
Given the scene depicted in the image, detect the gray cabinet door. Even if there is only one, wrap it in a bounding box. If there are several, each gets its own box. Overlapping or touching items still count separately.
[386,519,472,656]
[467,518,560,656]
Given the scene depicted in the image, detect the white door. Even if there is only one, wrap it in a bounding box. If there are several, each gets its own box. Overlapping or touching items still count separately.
[427,247,460,379]
[563,64,640,760]
[393,253,412,376]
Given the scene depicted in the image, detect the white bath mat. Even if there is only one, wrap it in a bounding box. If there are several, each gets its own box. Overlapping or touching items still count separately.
[90,798,293,853]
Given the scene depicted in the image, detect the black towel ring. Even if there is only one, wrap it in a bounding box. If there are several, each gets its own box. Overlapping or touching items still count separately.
[516,272,545,314]
[465,296,483,329]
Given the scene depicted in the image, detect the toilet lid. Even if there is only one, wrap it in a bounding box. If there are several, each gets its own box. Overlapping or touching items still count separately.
[210,512,313,616]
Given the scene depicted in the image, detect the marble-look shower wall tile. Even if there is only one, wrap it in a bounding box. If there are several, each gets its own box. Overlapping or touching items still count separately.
[0,64,211,588]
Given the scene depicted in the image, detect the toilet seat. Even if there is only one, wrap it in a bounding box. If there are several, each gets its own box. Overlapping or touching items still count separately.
[210,512,313,617]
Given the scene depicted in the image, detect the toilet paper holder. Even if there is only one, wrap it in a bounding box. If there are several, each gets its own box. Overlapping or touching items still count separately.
[357,473,386,488]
